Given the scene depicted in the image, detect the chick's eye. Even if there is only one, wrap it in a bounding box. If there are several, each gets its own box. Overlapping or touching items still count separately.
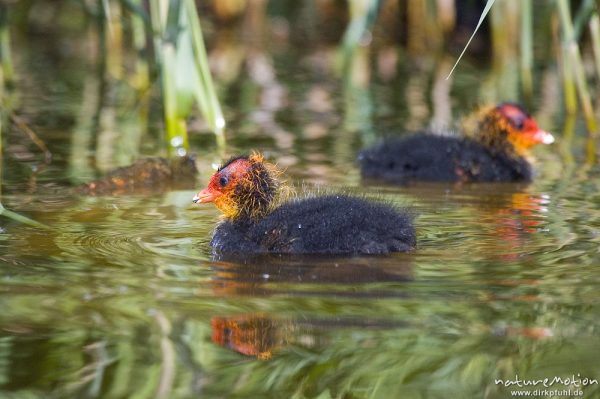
[513,118,524,130]
[219,176,229,187]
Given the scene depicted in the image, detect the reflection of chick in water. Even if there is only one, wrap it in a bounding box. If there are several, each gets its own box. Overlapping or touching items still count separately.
[396,182,549,261]
[211,312,411,360]
[464,188,549,261]
[211,314,282,360]
[492,192,548,259]
[208,255,413,358]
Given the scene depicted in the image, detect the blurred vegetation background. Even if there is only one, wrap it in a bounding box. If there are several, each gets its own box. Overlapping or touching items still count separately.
[1,2,600,398]
[1,0,600,158]
[1,0,599,221]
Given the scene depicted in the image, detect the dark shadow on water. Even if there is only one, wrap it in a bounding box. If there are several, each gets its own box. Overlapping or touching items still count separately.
[209,252,414,293]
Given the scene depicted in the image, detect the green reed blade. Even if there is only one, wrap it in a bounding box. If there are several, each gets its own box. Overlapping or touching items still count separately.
[150,0,189,156]
[0,203,50,229]
[446,0,496,79]
[150,0,226,152]
[184,0,226,149]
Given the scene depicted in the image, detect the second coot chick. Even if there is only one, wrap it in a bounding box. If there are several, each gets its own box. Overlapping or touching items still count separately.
[358,103,554,184]
[193,153,415,255]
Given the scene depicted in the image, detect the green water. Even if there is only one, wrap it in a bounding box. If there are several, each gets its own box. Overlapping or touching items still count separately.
[2,3,600,399]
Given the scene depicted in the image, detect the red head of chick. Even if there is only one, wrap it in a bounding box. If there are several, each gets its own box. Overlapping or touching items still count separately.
[472,103,554,157]
[193,153,282,220]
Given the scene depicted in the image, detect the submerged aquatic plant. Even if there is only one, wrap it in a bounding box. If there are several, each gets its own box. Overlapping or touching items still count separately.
[0,4,13,87]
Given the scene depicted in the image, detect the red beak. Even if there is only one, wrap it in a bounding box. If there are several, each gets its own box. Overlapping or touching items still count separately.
[192,188,218,204]
[531,129,555,145]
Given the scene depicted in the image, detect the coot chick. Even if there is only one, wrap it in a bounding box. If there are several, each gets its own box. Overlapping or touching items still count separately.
[193,153,415,255]
[358,103,554,183]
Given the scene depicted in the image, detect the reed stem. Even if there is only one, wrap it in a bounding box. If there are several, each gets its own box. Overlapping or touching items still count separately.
[130,0,150,91]
[590,14,600,82]
[520,0,533,101]
[150,0,226,154]
[557,0,598,146]
[150,0,189,157]
[0,4,14,86]
[341,0,380,79]
[572,0,596,41]
[184,0,226,149]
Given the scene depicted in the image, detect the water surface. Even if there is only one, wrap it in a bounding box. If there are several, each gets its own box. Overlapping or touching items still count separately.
[1,4,600,399]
